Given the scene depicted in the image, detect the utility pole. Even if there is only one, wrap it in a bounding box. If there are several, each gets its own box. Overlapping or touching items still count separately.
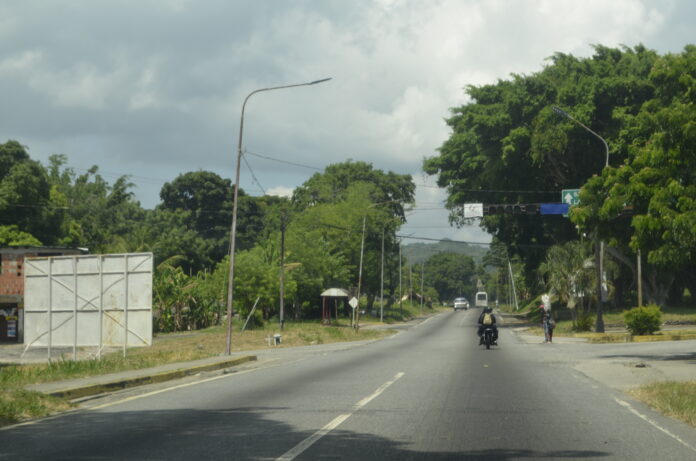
[409,265,413,307]
[420,262,424,315]
[637,249,643,307]
[380,228,384,322]
[279,209,287,330]
[355,213,367,330]
[399,241,403,316]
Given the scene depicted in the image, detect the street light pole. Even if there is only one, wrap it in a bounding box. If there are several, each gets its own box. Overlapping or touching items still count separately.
[552,106,609,167]
[552,106,610,333]
[225,77,331,355]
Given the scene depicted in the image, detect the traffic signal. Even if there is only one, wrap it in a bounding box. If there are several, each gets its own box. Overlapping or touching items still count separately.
[483,204,505,215]
[483,204,540,215]
[523,204,540,215]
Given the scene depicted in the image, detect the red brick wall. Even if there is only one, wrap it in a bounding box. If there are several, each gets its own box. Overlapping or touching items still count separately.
[0,253,29,296]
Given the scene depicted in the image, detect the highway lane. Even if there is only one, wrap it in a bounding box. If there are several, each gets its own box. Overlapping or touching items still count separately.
[3,309,696,460]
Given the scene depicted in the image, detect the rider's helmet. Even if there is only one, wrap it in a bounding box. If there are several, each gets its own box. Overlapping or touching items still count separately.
[484,306,492,313]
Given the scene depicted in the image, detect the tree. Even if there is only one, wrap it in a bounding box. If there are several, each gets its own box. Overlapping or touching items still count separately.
[572,45,696,305]
[45,155,145,252]
[423,252,476,302]
[0,141,52,241]
[156,170,284,274]
[285,184,369,316]
[423,45,690,306]
[159,171,232,240]
[0,225,41,246]
[538,241,595,329]
[287,162,416,315]
[292,160,415,223]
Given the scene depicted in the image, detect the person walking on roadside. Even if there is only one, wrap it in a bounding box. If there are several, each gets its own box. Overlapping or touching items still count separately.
[540,305,554,343]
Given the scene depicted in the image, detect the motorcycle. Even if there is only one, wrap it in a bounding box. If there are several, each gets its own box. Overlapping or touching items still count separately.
[482,327,495,349]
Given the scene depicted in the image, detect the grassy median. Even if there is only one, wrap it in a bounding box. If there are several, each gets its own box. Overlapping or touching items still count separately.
[1,305,437,426]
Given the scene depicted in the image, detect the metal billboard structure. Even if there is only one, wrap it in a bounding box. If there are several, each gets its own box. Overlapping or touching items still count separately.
[23,253,153,359]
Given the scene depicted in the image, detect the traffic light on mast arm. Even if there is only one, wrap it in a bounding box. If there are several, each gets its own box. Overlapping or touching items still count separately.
[483,204,540,216]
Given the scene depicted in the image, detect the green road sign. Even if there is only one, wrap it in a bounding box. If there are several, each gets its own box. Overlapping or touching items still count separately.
[562,189,580,206]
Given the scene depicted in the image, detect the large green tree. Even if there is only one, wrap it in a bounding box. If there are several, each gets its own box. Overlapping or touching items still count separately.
[45,154,145,252]
[156,170,286,274]
[423,44,694,307]
[0,141,52,242]
[292,160,415,223]
[423,252,476,302]
[290,161,416,313]
[572,45,696,304]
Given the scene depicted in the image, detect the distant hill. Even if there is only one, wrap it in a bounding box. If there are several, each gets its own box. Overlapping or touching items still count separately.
[402,239,488,265]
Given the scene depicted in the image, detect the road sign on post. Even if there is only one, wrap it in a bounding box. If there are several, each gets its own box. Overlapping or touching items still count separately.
[562,189,580,206]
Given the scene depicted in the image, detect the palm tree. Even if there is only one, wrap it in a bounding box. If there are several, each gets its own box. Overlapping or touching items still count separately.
[538,241,595,330]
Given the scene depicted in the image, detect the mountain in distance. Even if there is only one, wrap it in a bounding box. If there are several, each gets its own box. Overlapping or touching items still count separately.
[402,239,488,266]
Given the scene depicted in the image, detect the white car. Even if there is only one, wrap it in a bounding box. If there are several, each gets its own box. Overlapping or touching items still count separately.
[453,297,469,311]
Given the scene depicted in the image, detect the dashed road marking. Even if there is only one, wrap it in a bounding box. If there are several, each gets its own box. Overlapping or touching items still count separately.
[276,372,405,461]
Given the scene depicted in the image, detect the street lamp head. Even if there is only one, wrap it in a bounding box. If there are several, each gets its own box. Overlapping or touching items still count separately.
[309,77,332,85]
[552,106,569,119]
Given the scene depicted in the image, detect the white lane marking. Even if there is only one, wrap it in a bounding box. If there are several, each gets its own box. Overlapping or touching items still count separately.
[276,372,405,461]
[614,398,696,453]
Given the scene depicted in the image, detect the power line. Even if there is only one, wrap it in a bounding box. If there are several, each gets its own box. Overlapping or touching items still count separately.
[241,153,266,195]
[415,182,560,195]
[244,149,324,171]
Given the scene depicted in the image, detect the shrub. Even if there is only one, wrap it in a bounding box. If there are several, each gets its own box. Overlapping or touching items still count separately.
[624,305,662,336]
[573,312,595,332]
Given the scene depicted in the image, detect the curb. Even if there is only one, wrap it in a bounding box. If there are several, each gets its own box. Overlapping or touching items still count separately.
[571,333,696,344]
[38,355,257,400]
[632,333,696,343]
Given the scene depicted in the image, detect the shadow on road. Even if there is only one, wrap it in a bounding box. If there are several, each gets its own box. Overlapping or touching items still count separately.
[0,405,612,460]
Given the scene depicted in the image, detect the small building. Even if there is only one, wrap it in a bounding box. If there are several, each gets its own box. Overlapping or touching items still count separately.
[0,246,88,343]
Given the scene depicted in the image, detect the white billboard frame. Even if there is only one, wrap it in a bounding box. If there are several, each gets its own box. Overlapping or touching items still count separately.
[23,253,153,359]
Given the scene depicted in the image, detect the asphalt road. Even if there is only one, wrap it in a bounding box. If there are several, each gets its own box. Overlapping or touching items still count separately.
[3,309,696,460]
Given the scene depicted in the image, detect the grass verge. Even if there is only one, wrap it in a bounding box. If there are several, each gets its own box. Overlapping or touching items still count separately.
[0,310,425,426]
[629,381,696,428]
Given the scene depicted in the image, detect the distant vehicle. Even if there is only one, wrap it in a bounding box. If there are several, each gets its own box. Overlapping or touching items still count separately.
[453,297,469,311]
[475,291,488,308]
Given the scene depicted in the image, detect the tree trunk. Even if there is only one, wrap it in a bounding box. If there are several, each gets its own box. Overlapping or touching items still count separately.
[645,270,674,306]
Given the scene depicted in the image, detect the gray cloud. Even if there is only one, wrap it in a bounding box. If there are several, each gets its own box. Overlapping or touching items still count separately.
[1,0,693,243]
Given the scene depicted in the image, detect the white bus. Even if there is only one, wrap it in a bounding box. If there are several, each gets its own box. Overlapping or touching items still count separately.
[475,291,488,308]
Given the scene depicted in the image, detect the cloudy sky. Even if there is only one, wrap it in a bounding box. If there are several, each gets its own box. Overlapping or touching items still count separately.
[1,0,694,245]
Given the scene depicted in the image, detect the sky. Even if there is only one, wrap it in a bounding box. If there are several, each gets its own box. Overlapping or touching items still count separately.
[1,0,694,246]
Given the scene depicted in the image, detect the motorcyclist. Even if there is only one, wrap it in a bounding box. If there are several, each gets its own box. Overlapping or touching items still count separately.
[477,306,499,345]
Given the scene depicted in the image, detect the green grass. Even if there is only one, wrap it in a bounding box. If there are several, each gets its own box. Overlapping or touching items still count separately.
[630,381,696,428]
